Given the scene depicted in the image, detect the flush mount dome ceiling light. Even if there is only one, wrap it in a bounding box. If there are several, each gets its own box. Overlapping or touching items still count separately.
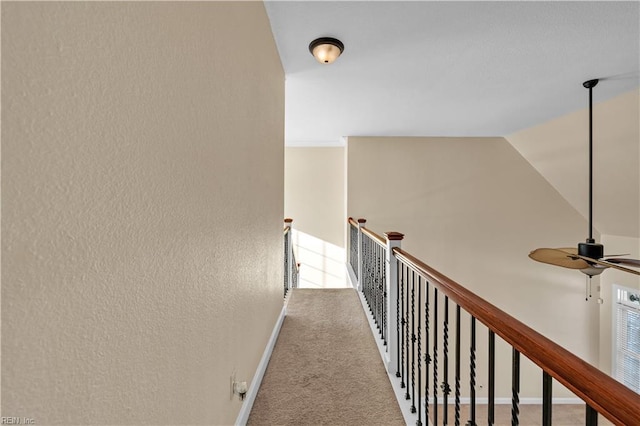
[309,37,344,64]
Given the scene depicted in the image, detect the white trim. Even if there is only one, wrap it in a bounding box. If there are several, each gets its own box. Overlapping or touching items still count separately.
[346,263,358,290]
[235,305,286,426]
[357,290,419,426]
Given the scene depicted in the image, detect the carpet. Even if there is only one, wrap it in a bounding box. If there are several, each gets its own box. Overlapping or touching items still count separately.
[247,289,405,425]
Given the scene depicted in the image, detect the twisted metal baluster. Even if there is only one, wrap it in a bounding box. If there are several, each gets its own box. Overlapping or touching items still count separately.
[442,296,450,426]
[284,233,289,297]
[400,263,406,388]
[396,259,401,378]
[410,270,416,411]
[416,276,422,426]
[375,244,380,332]
[424,279,430,424]
[469,316,477,426]
[433,287,439,426]
[362,236,368,304]
[365,237,373,316]
[382,246,387,346]
[350,224,358,279]
[512,348,520,425]
[374,243,379,326]
[405,266,411,401]
[378,244,384,337]
[368,238,374,313]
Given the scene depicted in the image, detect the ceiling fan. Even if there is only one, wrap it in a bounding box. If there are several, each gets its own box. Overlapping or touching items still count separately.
[528,79,640,278]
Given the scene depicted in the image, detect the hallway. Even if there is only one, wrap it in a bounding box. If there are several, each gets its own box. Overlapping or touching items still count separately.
[247,289,404,425]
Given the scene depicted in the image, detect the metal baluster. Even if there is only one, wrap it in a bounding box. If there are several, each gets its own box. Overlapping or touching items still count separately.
[442,296,451,426]
[585,405,598,426]
[433,288,439,426]
[362,236,367,303]
[396,259,402,378]
[284,233,289,297]
[468,317,477,426]
[400,264,406,388]
[377,244,382,330]
[405,265,411,401]
[375,243,380,331]
[417,276,423,426]
[410,270,416,411]
[377,243,381,331]
[489,330,495,426]
[455,304,461,426]
[367,238,373,313]
[368,238,373,313]
[425,280,431,424]
[382,246,387,346]
[512,348,520,426]
[350,224,358,279]
[542,371,552,426]
[369,237,373,306]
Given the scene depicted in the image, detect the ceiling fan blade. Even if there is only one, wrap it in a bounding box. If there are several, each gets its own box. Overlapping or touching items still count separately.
[574,255,640,276]
[529,248,590,269]
[602,258,640,268]
[557,247,578,254]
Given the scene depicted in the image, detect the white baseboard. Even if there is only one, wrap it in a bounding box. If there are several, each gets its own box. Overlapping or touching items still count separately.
[235,305,286,426]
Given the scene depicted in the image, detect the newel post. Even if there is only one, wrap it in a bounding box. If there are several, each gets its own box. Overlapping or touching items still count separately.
[357,219,366,291]
[385,231,404,374]
[284,218,293,291]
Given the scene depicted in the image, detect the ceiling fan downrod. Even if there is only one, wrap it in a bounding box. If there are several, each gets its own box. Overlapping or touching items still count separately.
[578,79,604,264]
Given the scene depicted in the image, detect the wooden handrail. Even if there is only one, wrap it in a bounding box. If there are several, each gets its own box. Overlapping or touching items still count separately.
[362,227,386,248]
[348,217,359,227]
[283,226,290,235]
[393,247,640,426]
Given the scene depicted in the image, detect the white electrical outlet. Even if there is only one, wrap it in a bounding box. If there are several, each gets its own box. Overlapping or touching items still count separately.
[230,372,236,400]
[234,381,248,401]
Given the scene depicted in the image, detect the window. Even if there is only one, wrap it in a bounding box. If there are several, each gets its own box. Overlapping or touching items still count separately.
[613,285,640,393]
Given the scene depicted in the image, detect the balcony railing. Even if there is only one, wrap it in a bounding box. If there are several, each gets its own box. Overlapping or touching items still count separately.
[347,217,639,426]
[284,218,299,297]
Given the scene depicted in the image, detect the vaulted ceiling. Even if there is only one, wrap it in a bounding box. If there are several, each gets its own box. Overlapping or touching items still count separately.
[265,1,639,145]
[265,1,639,238]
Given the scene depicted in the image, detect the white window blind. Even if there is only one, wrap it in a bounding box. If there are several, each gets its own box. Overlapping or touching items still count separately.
[613,286,640,394]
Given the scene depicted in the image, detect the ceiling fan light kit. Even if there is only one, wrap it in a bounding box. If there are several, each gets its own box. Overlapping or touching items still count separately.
[528,78,640,284]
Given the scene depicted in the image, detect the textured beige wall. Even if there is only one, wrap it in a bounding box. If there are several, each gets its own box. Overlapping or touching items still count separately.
[508,89,639,239]
[347,136,599,398]
[284,147,345,248]
[2,3,284,425]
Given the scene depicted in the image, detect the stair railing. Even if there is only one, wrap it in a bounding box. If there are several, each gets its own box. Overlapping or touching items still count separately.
[347,217,639,426]
[284,218,299,297]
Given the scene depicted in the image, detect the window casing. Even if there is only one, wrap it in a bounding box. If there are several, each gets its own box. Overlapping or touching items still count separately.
[613,285,640,394]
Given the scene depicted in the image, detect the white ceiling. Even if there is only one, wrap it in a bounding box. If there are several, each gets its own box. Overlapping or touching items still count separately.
[264,1,640,146]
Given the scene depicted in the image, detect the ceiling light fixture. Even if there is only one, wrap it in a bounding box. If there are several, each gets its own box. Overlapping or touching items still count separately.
[308,37,344,64]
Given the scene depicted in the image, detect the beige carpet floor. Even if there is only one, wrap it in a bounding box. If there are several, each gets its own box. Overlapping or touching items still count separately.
[247,288,405,426]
